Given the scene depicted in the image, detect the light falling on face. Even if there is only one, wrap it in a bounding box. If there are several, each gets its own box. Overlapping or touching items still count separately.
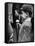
[20,11,28,18]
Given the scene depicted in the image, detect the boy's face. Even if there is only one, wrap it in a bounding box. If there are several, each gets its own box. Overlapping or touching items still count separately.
[15,9,28,24]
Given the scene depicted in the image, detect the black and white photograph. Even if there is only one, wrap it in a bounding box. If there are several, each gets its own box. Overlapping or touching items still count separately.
[5,3,34,43]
